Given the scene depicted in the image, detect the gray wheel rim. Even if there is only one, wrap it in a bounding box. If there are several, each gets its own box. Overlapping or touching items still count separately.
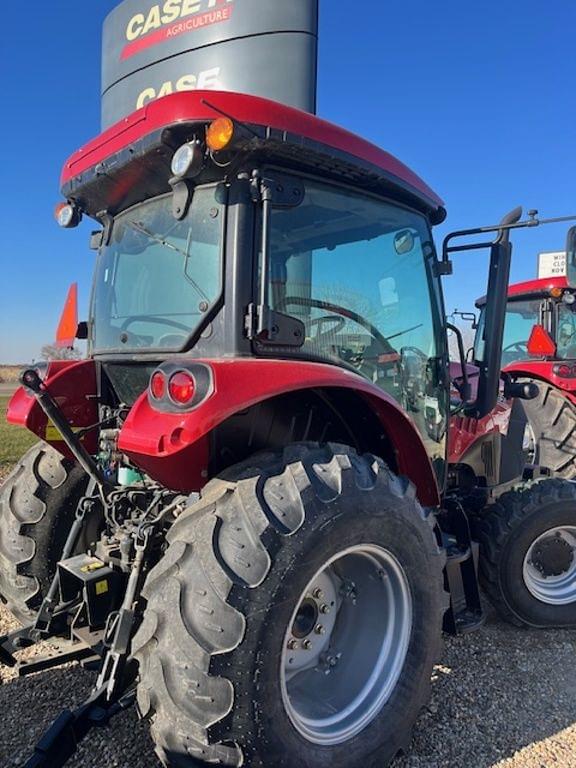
[523,526,576,605]
[280,544,413,745]
[523,422,537,465]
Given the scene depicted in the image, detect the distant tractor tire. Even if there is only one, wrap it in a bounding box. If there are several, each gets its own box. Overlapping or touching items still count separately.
[133,443,446,768]
[0,443,89,624]
[475,479,576,628]
[519,380,576,478]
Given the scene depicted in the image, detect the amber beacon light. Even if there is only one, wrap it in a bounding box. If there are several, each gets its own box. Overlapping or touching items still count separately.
[206,117,235,151]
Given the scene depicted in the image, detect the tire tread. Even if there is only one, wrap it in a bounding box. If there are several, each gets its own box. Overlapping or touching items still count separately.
[134,443,446,768]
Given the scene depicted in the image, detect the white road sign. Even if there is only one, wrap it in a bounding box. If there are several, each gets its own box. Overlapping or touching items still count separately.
[538,251,567,279]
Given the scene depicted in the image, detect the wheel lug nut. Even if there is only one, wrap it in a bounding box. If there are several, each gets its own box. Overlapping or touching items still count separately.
[312,588,324,600]
[302,639,312,650]
[320,604,331,614]
[315,624,325,635]
[287,639,299,650]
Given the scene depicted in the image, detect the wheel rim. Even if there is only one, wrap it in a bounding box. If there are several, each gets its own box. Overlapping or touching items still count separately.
[523,526,576,605]
[280,544,413,745]
[522,421,537,464]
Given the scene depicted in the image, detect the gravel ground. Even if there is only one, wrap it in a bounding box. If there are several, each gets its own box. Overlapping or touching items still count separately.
[1,602,575,768]
[1,465,575,767]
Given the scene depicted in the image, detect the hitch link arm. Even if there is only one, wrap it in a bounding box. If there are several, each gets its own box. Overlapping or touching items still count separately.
[97,528,151,700]
[23,529,154,767]
[33,494,97,635]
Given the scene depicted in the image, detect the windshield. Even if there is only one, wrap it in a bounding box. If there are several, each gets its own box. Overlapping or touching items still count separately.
[557,303,576,359]
[91,187,222,352]
[475,298,542,367]
[265,179,448,460]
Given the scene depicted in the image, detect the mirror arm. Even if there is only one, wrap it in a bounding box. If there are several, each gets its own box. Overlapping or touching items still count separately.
[447,322,471,404]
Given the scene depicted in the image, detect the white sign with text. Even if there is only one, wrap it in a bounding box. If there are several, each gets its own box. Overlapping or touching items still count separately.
[537,250,567,278]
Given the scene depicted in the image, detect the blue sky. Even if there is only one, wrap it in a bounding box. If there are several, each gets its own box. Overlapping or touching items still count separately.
[1,0,574,362]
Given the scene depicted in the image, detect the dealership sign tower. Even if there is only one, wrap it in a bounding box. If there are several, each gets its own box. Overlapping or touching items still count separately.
[101,0,319,128]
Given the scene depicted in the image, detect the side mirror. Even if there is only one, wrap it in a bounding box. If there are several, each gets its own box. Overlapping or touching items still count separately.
[76,321,89,340]
[394,229,415,255]
[446,322,471,404]
[450,309,478,330]
[527,324,556,357]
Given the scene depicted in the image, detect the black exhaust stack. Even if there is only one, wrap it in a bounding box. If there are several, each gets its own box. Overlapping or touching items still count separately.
[473,207,522,418]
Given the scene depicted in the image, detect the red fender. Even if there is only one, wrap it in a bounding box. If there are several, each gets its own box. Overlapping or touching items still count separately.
[6,360,98,458]
[448,401,512,465]
[119,359,441,505]
[502,361,576,404]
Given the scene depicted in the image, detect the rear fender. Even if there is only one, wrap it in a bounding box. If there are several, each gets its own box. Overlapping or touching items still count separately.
[449,401,511,466]
[503,362,576,403]
[119,359,440,505]
[6,360,98,458]
[449,397,529,488]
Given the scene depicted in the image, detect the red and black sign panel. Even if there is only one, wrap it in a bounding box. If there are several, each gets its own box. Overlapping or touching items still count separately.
[102,0,319,128]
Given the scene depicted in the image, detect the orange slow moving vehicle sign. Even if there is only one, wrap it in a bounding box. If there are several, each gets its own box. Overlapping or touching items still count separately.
[55,283,79,348]
[101,0,319,128]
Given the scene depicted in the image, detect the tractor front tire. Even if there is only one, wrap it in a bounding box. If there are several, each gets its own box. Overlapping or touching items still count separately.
[475,479,576,627]
[0,442,89,624]
[133,444,446,768]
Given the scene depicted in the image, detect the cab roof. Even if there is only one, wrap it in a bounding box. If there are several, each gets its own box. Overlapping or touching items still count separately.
[60,90,444,218]
[476,276,570,307]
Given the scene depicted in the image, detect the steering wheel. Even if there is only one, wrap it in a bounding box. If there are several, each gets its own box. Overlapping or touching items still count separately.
[400,345,428,362]
[503,341,529,354]
[307,315,346,341]
[120,315,191,332]
[277,296,394,353]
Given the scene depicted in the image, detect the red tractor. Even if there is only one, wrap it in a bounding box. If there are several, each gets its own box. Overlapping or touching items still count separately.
[1,88,575,768]
[472,235,576,479]
[448,227,576,633]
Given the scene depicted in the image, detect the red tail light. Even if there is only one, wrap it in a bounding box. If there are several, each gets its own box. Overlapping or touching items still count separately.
[150,371,166,399]
[553,363,576,378]
[168,371,196,404]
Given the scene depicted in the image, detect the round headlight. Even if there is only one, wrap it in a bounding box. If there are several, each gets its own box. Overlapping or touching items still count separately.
[171,140,204,178]
[563,291,576,305]
[55,202,81,228]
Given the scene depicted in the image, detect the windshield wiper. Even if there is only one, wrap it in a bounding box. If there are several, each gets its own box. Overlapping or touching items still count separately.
[126,221,210,303]
[387,323,424,342]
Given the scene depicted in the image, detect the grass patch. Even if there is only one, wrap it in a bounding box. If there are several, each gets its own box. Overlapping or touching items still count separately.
[0,396,37,468]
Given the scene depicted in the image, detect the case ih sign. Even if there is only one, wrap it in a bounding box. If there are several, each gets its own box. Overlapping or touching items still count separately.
[101,0,319,128]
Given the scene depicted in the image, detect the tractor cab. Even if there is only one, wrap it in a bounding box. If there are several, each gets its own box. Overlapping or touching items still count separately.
[8,89,456,500]
[468,226,576,481]
[474,276,576,369]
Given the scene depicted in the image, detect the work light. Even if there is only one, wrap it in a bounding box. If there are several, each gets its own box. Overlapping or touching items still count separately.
[55,202,81,228]
[171,140,204,178]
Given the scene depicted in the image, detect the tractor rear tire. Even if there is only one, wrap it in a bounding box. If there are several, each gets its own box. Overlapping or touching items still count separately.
[0,442,89,624]
[520,380,576,478]
[475,479,576,627]
[133,443,446,768]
